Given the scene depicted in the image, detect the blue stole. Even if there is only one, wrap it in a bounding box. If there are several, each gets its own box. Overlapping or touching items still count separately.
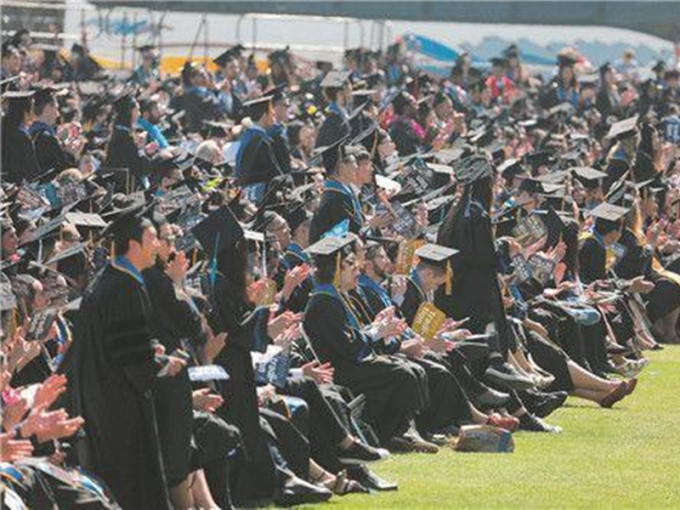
[280,242,309,270]
[323,180,364,227]
[28,120,55,137]
[235,124,272,178]
[115,124,132,134]
[111,255,144,286]
[358,273,392,309]
[312,282,361,330]
[327,101,348,120]
[409,269,427,303]
[312,282,373,360]
[556,85,579,108]
[184,85,210,98]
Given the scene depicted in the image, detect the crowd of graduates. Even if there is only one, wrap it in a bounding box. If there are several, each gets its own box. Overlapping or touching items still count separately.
[1,28,680,509]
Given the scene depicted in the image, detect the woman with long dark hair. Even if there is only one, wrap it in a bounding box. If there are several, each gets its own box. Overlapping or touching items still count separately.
[1,91,41,183]
[436,158,534,390]
[104,94,151,192]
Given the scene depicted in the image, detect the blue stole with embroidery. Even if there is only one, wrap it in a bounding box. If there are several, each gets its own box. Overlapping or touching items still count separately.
[323,180,364,228]
[235,124,272,178]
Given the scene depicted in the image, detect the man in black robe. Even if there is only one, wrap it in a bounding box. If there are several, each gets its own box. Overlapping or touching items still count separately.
[304,236,425,446]
[315,70,352,148]
[62,204,185,509]
[234,95,287,204]
[309,141,365,243]
[1,90,41,184]
[29,86,77,174]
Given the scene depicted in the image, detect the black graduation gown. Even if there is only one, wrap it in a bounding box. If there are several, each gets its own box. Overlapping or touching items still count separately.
[208,272,277,504]
[389,117,421,156]
[32,124,76,173]
[309,183,363,244]
[595,87,620,118]
[401,277,426,327]
[303,290,423,443]
[276,244,313,313]
[615,228,680,322]
[144,265,202,487]
[578,235,607,284]
[236,128,283,187]
[104,126,152,192]
[1,123,41,184]
[435,202,508,355]
[183,89,221,133]
[270,123,292,175]
[315,110,349,148]
[61,264,170,510]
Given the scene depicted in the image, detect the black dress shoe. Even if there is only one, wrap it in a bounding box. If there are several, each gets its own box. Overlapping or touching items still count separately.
[518,413,562,433]
[475,388,512,409]
[338,439,390,464]
[274,475,332,507]
[347,464,399,492]
[484,362,535,390]
[526,391,568,418]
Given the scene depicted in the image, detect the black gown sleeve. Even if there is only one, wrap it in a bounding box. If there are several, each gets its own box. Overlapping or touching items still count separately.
[303,294,367,365]
[102,275,160,393]
[400,280,423,327]
[579,237,607,283]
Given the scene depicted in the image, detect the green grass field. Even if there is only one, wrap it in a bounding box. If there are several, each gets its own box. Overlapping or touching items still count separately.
[305,346,680,509]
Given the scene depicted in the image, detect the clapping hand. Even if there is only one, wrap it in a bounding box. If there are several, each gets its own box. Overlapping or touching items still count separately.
[274,324,302,350]
[301,360,334,384]
[192,388,224,412]
[268,310,302,339]
[33,374,68,411]
[282,264,312,301]
[0,432,33,462]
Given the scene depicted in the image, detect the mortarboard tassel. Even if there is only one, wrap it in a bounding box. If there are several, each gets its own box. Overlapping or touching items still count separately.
[110,240,115,261]
[192,248,197,267]
[9,308,18,339]
[333,252,341,289]
[209,234,220,288]
[445,260,453,296]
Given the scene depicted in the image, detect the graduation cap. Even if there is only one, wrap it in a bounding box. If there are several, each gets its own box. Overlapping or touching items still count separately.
[571,166,606,189]
[112,93,136,117]
[285,201,312,233]
[455,155,493,184]
[498,158,526,180]
[634,178,665,199]
[490,56,508,67]
[306,235,355,287]
[415,243,459,295]
[191,205,244,260]
[99,198,154,258]
[588,202,629,223]
[320,70,350,89]
[606,115,638,141]
[213,46,241,67]
[314,137,349,174]
[351,88,377,106]
[242,95,272,120]
[44,241,89,266]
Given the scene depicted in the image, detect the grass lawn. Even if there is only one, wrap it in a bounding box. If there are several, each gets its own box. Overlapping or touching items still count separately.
[304,346,680,509]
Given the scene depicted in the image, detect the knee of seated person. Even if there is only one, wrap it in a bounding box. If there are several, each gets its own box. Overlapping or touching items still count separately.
[282,395,309,420]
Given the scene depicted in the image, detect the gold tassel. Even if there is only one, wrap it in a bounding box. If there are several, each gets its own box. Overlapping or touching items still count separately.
[333,252,341,289]
[192,248,198,267]
[9,308,18,339]
[445,260,453,296]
